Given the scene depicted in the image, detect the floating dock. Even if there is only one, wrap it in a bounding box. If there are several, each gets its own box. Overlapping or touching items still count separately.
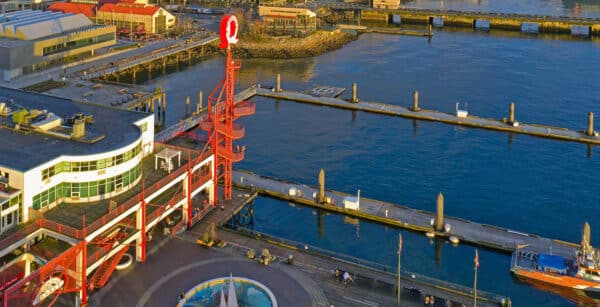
[232,170,579,258]
[252,86,600,146]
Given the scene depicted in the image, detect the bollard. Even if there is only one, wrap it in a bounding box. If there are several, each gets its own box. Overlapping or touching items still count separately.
[435,192,444,231]
[318,169,325,203]
[412,90,420,111]
[198,90,203,113]
[185,96,190,116]
[588,112,594,136]
[276,74,282,92]
[509,102,515,124]
[351,83,358,103]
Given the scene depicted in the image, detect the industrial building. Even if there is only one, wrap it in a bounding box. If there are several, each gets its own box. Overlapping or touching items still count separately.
[258,6,317,36]
[0,87,216,305]
[0,10,116,81]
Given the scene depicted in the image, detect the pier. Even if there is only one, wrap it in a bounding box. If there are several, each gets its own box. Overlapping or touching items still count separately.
[84,35,219,82]
[251,85,600,146]
[326,5,600,36]
[232,170,580,258]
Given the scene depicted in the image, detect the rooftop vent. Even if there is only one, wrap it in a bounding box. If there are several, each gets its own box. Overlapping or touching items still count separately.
[71,119,86,139]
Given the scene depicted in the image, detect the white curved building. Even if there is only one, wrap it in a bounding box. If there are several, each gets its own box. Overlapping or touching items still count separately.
[0,89,154,232]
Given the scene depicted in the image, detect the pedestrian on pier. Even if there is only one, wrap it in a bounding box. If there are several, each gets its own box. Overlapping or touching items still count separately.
[424,295,430,306]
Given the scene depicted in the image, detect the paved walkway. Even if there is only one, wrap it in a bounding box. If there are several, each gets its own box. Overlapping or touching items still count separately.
[90,238,318,307]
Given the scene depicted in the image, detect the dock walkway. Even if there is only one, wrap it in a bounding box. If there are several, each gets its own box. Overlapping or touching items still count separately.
[232,170,579,258]
[83,35,219,80]
[254,87,600,145]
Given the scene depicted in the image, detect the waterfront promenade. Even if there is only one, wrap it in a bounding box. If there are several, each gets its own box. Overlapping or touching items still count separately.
[232,170,579,258]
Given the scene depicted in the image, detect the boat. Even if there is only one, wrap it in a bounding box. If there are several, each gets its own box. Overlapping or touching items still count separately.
[510,243,600,300]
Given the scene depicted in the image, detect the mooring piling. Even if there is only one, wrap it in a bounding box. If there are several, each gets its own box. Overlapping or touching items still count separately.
[588,112,594,136]
[318,169,325,204]
[351,83,358,103]
[509,102,515,124]
[436,192,444,232]
[276,74,282,92]
[198,90,203,113]
[413,90,420,111]
[185,96,191,116]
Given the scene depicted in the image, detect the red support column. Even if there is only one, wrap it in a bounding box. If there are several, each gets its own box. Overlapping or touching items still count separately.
[140,195,146,262]
[186,169,192,229]
[82,215,87,306]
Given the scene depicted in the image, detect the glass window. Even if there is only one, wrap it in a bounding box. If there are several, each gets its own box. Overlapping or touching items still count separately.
[80,182,88,197]
[89,181,98,197]
[71,162,80,172]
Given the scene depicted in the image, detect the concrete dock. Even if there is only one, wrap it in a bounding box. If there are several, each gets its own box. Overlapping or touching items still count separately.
[253,86,600,146]
[232,170,579,258]
[327,5,600,36]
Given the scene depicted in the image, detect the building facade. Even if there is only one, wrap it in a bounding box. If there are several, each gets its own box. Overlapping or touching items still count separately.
[0,10,116,80]
[258,6,317,36]
[95,3,175,34]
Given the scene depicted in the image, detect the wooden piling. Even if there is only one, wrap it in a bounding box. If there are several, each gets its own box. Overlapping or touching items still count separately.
[318,169,325,203]
[509,102,515,124]
[351,83,358,103]
[162,93,166,119]
[276,74,282,92]
[436,192,444,231]
[588,112,594,136]
[428,24,432,36]
[412,90,420,111]
[198,90,203,113]
[186,96,190,116]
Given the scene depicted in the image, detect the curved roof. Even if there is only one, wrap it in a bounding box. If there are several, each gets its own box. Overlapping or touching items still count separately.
[0,87,150,172]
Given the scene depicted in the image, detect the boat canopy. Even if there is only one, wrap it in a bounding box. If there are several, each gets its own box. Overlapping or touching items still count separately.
[537,254,567,274]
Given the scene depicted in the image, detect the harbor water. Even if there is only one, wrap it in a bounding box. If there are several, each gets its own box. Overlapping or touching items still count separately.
[143,29,600,306]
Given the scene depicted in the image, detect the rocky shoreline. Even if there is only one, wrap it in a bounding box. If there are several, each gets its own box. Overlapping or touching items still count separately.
[232,30,357,59]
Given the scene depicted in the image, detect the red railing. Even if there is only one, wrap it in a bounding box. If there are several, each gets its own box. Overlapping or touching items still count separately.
[41,219,82,240]
[0,220,43,252]
[87,247,109,267]
[190,206,213,226]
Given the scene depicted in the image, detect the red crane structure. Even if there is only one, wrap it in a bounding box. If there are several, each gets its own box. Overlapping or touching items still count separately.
[199,15,255,203]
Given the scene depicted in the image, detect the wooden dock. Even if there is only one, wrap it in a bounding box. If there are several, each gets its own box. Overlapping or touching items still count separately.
[253,86,600,146]
[84,35,219,81]
[232,170,580,258]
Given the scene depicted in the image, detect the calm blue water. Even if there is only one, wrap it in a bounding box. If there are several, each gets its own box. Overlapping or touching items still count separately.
[144,30,600,306]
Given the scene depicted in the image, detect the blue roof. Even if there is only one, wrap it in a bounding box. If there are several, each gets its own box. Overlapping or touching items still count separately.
[537,254,567,273]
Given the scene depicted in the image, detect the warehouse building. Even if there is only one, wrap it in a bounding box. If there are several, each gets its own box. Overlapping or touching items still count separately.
[0,9,116,80]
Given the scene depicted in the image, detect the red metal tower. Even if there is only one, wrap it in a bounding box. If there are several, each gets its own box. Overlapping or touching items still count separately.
[199,15,255,203]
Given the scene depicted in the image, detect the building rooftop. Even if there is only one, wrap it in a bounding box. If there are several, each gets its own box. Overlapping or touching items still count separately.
[98,3,160,16]
[0,87,150,172]
[0,10,92,40]
[48,2,97,18]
